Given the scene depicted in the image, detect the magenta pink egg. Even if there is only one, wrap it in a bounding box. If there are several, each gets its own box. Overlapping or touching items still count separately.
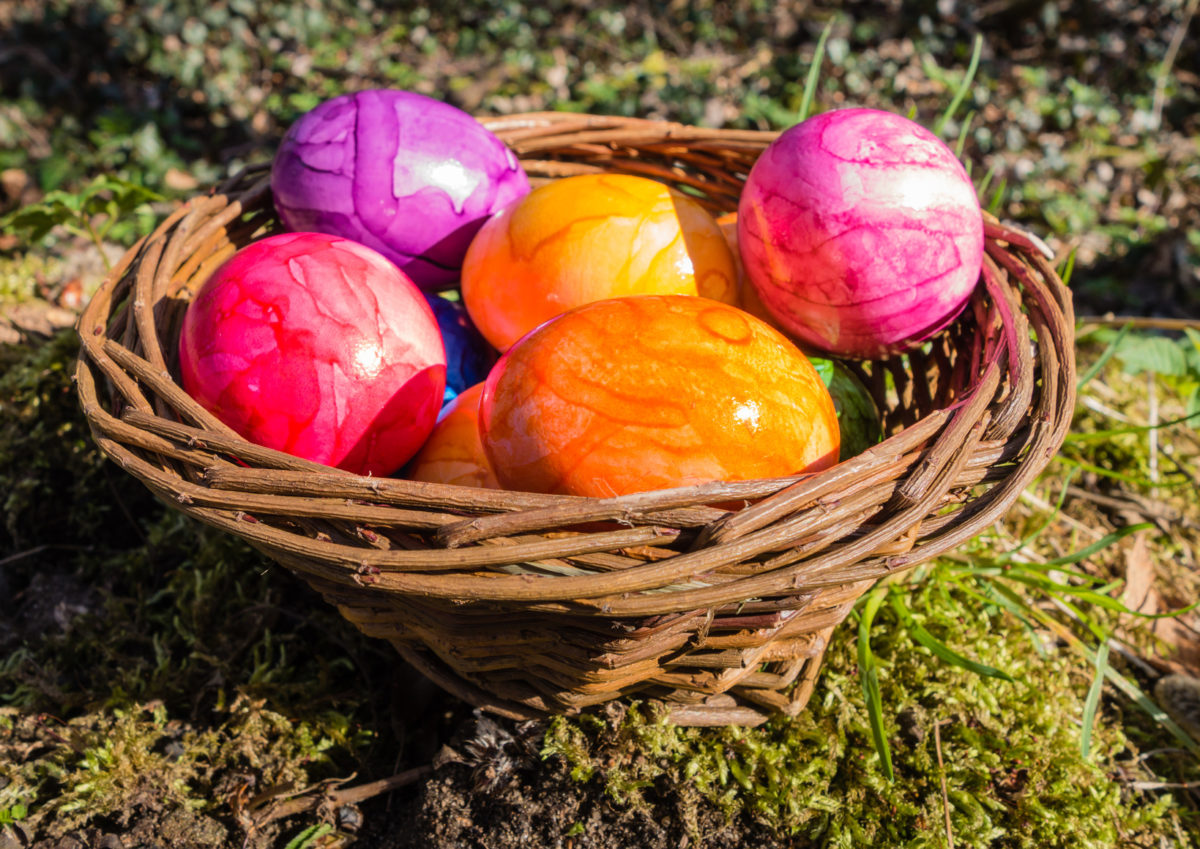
[738,108,984,360]
[178,232,446,476]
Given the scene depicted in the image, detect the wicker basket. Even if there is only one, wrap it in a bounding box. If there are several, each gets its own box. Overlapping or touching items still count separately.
[75,113,1076,727]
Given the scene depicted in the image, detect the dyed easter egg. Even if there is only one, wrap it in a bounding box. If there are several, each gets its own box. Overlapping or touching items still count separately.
[715,211,781,328]
[179,232,446,476]
[424,294,498,405]
[404,383,500,488]
[739,108,984,359]
[462,174,739,351]
[808,357,883,461]
[271,89,531,291]
[480,295,840,497]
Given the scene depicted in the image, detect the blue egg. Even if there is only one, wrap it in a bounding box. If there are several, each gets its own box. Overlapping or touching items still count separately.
[425,294,498,404]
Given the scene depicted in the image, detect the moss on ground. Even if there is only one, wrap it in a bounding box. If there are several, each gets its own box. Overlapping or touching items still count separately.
[0,330,397,845]
[542,575,1193,848]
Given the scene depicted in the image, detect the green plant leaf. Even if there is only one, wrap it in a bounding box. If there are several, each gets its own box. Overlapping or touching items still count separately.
[1113,335,1193,378]
[0,206,64,242]
[890,592,1015,681]
[997,466,1078,564]
[987,177,1008,214]
[856,586,893,782]
[797,20,834,124]
[954,108,975,159]
[1020,602,1200,759]
[1063,410,1200,443]
[1080,641,1109,759]
[283,822,335,849]
[1057,248,1078,288]
[1041,522,1156,567]
[934,33,982,138]
[966,577,1050,658]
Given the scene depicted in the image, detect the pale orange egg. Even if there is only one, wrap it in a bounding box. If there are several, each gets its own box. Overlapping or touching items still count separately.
[715,211,777,327]
[479,295,840,497]
[403,383,500,489]
[462,174,739,351]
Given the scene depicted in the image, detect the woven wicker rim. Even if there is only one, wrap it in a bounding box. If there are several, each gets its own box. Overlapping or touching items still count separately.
[75,112,1076,726]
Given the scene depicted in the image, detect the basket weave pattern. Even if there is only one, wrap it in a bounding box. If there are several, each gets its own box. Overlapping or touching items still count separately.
[75,113,1076,727]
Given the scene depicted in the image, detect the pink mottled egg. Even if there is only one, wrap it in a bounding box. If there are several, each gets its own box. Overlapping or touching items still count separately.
[179,232,446,476]
[738,108,984,359]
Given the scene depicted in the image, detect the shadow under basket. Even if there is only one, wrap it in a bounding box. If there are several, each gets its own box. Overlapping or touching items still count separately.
[75,112,1076,727]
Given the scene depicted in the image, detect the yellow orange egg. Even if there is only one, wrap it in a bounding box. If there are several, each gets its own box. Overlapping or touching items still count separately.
[403,383,500,489]
[462,174,738,351]
[716,211,777,327]
[479,295,840,497]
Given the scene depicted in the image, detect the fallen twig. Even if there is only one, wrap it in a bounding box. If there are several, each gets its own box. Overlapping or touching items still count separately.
[1077,315,1200,332]
[934,719,955,849]
[246,764,434,831]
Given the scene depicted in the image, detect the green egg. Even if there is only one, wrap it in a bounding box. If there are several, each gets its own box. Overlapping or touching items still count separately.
[809,357,883,462]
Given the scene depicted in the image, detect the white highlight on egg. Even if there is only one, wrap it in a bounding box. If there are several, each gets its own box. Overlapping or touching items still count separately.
[353,342,383,378]
[396,155,484,215]
[733,399,761,432]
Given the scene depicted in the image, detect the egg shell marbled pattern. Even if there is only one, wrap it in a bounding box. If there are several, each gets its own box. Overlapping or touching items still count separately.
[404,383,500,489]
[480,295,840,498]
[738,108,984,359]
[179,232,446,476]
[462,174,739,351]
[271,89,531,291]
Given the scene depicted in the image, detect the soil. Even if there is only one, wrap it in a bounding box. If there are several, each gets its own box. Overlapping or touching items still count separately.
[354,712,786,849]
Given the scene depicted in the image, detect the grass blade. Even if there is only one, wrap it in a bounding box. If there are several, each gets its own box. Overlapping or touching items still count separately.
[987,177,1008,214]
[1080,641,1110,758]
[891,592,1015,681]
[1056,455,1182,489]
[797,21,834,123]
[954,108,976,159]
[1002,570,1129,617]
[976,159,999,202]
[857,586,894,782]
[1057,247,1078,287]
[1041,522,1156,567]
[1026,604,1200,759]
[997,466,1078,564]
[934,33,983,137]
[968,578,1050,658]
[1063,409,1200,443]
[1076,322,1132,391]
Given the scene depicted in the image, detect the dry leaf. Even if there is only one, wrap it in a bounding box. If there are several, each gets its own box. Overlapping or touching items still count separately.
[1121,530,1200,675]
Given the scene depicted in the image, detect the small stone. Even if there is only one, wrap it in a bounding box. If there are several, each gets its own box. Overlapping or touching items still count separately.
[336,804,363,832]
[897,706,926,745]
[1155,674,1200,741]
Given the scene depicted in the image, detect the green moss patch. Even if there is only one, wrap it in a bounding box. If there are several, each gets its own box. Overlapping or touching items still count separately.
[544,579,1193,847]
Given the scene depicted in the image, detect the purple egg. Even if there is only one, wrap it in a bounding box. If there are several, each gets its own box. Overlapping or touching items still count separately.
[271,89,531,291]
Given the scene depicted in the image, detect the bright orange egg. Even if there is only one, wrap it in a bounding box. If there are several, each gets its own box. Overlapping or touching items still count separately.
[479,295,840,497]
[403,383,500,489]
[716,211,776,327]
[462,174,738,351]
